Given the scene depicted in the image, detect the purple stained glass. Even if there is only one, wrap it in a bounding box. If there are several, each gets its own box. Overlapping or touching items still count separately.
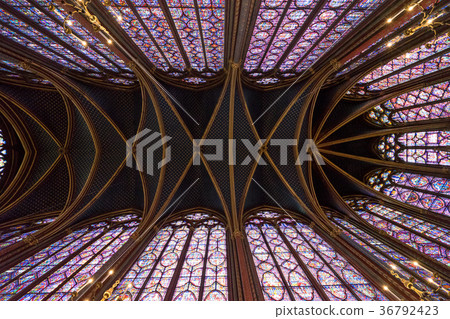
[346,198,450,267]
[4,0,128,73]
[244,0,317,73]
[110,214,228,301]
[366,54,450,91]
[0,215,138,301]
[377,131,450,166]
[280,223,357,301]
[280,0,354,72]
[0,217,55,251]
[368,81,450,125]
[245,212,388,301]
[338,3,449,78]
[104,1,169,71]
[331,215,448,297]
[359,35,450,89]
[294,223,387,300]
[367,169,450,217]
[167,0,225,72]
[0,10,85,72]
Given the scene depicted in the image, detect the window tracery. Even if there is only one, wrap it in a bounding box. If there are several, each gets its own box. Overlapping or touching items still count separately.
[377,131,450,166]
[367,169,450,217]
[328,209,449,300]
[0,216,55,251]
[367,81,450,126]
[245,211,388,301]
[244,0,385,83]
[345,198,450,267]
[0,213,139,301]
[109,212,228,301]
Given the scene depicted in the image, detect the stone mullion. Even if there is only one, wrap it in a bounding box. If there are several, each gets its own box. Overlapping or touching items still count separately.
[294,225,362,301]
[276,225,330,301]
[10,227,107,301]
[163,228,194,301]
[134,229,176,300]
[336,219,449,299]
[346,218,450,282]
[258,226,296,301]
[43,227,127,301]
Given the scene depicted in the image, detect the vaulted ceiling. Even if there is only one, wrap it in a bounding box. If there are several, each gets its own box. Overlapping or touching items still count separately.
[0,0,449,245]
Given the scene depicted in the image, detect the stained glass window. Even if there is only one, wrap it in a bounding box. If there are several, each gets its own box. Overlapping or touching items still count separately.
[0,129,6,178]
[377,131,450,166]
[367,169,450,217]
[357,35,450,91]
[109,213,228,301]
[329,211,450,299]
[244,0,385,79]
[280,0,384,73]
[0,214,139,301]
[346,198,450,267]
[338,2,450,78]
[102,0,224,79]
[0,217,55,251]
[0,8,94,72]
[367,81,450,126]
[245,211,388,301]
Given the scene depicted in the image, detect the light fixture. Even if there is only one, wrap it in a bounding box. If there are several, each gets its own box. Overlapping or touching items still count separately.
[81,40,88,47]
[387,18,393,23]
[107,38,113,45]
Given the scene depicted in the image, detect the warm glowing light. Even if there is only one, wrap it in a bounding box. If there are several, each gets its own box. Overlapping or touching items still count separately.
[390,264,397,270]
[387,42,394,47]
[108,269,114,275]
[383,285,389,291]
[107,39,113,44]
[426,19,434,25]
[127,283,132,289]
[412,261,419,266]
[81,40,88,47]
[67,20,73,26]
[408,5,415,11]
[117,15,123,22]
[88,278,94,283]
[428,278,434,283]
[387,18,393,23]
